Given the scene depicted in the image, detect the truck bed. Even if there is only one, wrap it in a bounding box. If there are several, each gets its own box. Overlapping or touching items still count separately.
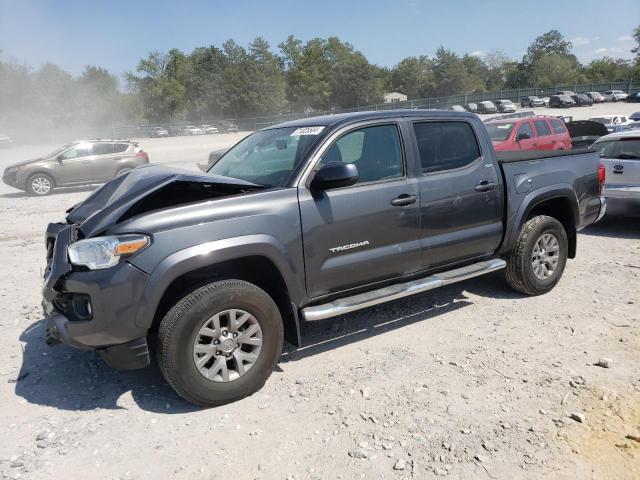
[496,148,603,256]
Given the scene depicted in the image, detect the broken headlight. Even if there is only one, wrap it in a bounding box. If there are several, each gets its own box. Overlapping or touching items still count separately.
[67,235,149,270]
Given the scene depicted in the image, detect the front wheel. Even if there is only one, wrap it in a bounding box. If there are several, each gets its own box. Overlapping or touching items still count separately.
[27,173,54,196]
[505,215,568,296]
[157,279,283,407]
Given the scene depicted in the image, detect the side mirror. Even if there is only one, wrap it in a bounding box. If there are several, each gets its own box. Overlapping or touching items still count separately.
[310,162,358,191]
[516,132,531,141]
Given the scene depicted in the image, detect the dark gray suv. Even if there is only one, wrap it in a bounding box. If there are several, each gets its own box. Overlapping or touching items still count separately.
[2,140,149,195]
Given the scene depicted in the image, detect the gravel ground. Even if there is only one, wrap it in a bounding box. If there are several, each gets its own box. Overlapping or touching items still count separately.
[0,117,639,480]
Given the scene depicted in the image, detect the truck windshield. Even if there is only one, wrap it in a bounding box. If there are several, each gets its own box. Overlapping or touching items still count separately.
[485,123,514,141]
[593,139,640,159]
[208,127,322,187]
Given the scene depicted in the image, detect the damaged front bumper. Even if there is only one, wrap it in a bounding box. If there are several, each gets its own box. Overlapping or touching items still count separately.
[42,222,152,370]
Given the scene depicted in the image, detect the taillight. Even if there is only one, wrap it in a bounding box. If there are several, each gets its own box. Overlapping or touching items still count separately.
[136,150,149,161]
[598,163,605,196]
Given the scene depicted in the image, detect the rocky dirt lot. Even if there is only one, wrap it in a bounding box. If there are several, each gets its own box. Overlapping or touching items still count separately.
[0,132,639,480]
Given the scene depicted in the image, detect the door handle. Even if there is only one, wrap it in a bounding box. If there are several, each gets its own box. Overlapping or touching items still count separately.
[390,194,417,206]
[474,181,498,192]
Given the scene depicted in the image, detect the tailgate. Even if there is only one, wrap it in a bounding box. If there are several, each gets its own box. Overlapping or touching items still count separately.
[602,157,640,197]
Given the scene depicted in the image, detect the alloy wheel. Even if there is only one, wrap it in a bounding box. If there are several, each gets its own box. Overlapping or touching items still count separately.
[31,176,51,195]
[192,309,263,382]
[531,233,560,280]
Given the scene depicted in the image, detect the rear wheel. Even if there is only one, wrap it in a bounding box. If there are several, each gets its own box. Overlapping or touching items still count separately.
[157,279,283,407]
[505,215,568,296]
[27,173,54,196]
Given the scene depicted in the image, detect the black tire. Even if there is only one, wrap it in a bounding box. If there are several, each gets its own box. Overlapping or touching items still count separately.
[504,215,568,296]
[26,173,54,196]
[157,279,283,407]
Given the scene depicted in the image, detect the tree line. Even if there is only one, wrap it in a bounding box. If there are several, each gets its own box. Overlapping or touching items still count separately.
[1,28,639,130]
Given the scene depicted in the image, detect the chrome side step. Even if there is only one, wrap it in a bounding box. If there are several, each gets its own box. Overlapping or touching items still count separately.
[302,258,506,321]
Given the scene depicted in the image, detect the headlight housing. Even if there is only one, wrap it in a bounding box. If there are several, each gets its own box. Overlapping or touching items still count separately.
[68,234,149,270]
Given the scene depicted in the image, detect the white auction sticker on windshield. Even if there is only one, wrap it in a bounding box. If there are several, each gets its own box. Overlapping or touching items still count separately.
[291,126,325,136]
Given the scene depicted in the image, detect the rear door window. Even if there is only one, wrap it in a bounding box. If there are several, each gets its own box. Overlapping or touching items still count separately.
[92,143,115,155]
[413,121,481,174]
[113,143,130,153]
[550,119,566,134]
[534,120,551,136]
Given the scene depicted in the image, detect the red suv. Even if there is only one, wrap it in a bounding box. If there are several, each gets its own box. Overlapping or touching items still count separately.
[485,116,572,151]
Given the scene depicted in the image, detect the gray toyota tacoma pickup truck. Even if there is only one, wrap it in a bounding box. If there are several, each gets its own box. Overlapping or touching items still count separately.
[43,110,606,406]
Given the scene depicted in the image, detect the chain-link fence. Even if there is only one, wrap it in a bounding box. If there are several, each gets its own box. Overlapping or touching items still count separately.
[241,80,640,130]
[7,81,639,144]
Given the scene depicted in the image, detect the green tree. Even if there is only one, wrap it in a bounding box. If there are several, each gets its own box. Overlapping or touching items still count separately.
[531,54,581,87]
[632,25,640,63]
[519,30,580,86]
[390,56,433,99]
[125,51,187,122]
[461,54,489,92]
[220,38,287,118]
[185,46,228,119]
[582,57,633,83]
[432,47,469,95]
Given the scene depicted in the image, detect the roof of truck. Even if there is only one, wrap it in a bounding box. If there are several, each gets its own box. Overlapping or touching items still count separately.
[266,109,477,130]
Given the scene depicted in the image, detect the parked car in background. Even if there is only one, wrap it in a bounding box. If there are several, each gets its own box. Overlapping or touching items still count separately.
[182,125,204,135]
[201,124,220,134]
[485,116,572,151]
[585,91,605,103]
[448,105,466,112]
[549,95,576,108]
[465,103,478,113]
[556,90,576,97]
[477,101,498,114]
[626,91,640,103]
[589,115,632,133]
[571,94,593,107]
[603,90,628,102]
[521,96,544,107]
[565,120,609,149]
[150,126,169,138]
[494,99,516,113]
[199,146,232,171]
[541,96,550,106]
[225,123,240,133]
[0,133,12,148]
[592,130,640,216]
[2,140,149,196]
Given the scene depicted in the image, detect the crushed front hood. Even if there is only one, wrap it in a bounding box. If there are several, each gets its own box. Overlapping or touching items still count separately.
[66,164,265,238]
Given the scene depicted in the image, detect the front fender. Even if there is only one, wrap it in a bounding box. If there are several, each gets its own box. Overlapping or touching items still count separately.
[133,234,305,329]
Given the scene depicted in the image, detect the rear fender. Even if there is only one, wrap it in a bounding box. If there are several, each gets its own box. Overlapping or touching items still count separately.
[499,185,579,256]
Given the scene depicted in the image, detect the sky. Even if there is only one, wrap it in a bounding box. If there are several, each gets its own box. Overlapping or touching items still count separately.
[0,0,638,79]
